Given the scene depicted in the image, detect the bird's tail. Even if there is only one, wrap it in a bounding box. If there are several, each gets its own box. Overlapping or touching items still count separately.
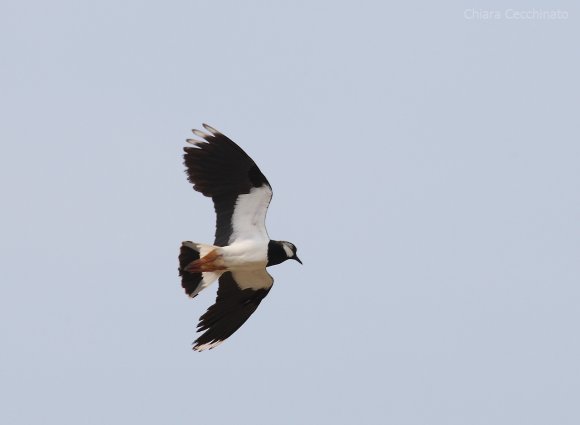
[178,241,222,298]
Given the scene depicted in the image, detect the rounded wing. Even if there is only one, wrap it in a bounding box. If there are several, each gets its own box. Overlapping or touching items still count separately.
[184,124,273,246]
[193,269,274,351]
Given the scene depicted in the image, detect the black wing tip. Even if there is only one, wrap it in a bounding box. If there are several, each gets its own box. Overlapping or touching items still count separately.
[188,273,272,352]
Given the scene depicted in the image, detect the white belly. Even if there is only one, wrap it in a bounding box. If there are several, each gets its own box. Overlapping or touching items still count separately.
[220,239,268,270]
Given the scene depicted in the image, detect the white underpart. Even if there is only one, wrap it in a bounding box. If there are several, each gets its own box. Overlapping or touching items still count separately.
[220,239,268,269]
[230,185,272,243]
[198,244,215,258]
[216,185,273,273]
[231,269,274,290]
[195,244,223,294]
[189,271,223,298]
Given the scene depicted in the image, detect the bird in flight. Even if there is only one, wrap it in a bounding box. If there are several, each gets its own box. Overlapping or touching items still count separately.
[179,124,302,351]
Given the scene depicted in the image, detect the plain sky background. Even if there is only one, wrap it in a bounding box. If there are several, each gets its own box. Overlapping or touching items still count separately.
[1,1,579,424]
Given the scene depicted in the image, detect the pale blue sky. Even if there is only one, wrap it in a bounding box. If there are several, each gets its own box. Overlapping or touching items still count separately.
[1,1,579,424]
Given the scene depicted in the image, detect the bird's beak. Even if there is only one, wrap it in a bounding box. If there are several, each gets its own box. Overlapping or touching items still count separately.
[293,256,303,265]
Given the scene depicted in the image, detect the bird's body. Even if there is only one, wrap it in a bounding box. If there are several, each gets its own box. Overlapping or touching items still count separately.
[178,124,301,351]
[184,240,268,272]
[221,240,269,269]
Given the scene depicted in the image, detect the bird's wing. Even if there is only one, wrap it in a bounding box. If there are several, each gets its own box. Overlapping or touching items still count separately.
[184,124,273,246]
[193,269,274,351]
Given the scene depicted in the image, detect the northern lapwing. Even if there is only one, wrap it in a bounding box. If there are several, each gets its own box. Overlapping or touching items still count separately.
[179,124,301,351]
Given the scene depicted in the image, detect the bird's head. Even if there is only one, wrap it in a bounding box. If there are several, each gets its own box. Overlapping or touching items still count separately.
[281,241,302,264]
[267,240,302,266]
